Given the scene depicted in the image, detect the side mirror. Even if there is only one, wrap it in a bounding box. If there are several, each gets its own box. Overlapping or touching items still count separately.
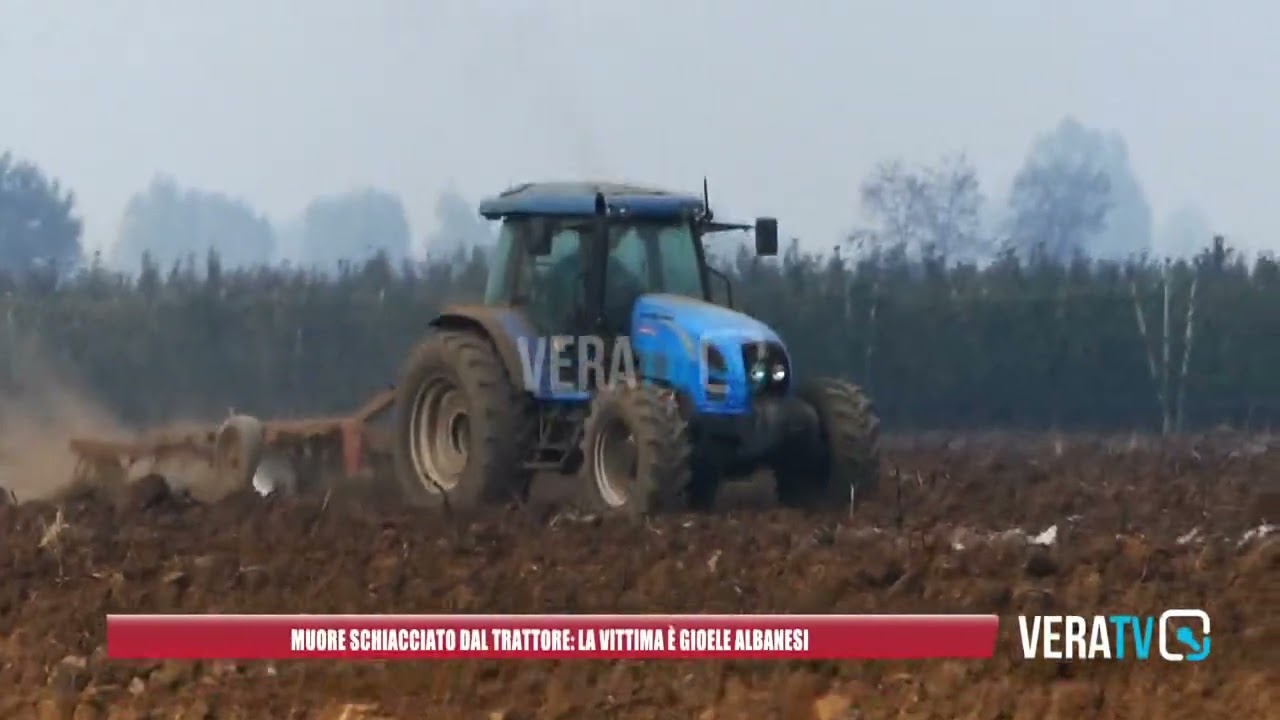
[754,217,778,256]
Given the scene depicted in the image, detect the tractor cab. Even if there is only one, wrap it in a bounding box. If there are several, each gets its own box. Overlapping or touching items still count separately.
[478,181,778,337]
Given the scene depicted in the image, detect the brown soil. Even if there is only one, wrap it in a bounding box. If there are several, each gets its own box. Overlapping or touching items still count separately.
[1,435,1276,719]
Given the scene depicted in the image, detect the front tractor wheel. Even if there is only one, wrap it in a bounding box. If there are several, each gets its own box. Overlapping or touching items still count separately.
[774,378,880,509]
[578,384,696,516]
[393,330,533,509]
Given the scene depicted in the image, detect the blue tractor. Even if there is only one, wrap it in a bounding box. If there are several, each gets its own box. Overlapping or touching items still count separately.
[392,181,879,514]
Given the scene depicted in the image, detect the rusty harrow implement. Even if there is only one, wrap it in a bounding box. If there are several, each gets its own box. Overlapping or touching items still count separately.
[67,389,396,499]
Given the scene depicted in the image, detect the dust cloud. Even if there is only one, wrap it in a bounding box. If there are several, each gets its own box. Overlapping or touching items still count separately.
[0,348,129,502]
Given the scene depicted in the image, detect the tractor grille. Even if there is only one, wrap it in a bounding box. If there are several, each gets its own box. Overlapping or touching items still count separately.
[742,341,790,397]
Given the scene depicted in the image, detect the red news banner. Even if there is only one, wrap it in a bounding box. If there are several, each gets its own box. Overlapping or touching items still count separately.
[106,614,998,660]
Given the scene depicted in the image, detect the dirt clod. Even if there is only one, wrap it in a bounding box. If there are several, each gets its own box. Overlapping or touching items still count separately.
[48,655,90,696]
[127,474,173,512]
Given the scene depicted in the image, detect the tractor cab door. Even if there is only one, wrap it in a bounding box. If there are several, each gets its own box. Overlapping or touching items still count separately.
[510,220,596,395]
[512,221,590,335]
[602,227,653,334]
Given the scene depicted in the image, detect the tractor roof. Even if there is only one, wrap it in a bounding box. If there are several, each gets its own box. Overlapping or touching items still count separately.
[478,181,705,220]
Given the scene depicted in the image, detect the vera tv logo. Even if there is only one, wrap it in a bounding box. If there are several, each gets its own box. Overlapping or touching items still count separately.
[1018,610,1210,661]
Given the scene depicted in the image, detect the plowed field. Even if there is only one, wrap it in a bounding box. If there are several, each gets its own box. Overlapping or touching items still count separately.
[1,435,1276,719]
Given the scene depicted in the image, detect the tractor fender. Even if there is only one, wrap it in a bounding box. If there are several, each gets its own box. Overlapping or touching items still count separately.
[428,304,537,390]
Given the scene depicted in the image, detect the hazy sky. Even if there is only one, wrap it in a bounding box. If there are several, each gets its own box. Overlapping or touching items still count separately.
[2,1,1277,258]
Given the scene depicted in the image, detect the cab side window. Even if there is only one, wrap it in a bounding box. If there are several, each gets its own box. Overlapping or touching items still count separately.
[515,224,584,330]
[603,226,657,331]
[656,226,703,299]
[607,227,653,289]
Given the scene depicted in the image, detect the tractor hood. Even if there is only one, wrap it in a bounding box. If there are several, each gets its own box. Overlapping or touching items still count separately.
[630,293,791,411]
[632,293,782,347]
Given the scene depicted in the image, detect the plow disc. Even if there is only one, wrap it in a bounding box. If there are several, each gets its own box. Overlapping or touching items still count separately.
[213,415,265,495]
[67,389,396,500]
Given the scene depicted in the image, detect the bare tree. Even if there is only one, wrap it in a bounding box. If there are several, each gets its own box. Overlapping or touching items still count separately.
[853,154,986,262]
[916,155,985,260]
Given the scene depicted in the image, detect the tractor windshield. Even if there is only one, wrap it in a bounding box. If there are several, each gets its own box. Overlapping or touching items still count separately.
[605,220,705,300]
[486,217,708,331]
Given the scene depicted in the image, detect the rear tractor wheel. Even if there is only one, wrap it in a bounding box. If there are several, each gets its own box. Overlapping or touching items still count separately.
[393,329,534,509]
[773,378,880,509]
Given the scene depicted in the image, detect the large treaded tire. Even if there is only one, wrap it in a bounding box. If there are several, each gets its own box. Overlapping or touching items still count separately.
[774,377,880,509]
[393,329,534,509]
[578,384,696,516]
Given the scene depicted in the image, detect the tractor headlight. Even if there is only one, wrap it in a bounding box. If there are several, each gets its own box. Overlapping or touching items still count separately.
[742,342,790,396]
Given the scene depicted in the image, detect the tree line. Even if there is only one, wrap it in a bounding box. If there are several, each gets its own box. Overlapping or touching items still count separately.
[1,238,1276,433]
[3,113,1274,431]
[0,156,491,276]
[0,115,1199,279]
